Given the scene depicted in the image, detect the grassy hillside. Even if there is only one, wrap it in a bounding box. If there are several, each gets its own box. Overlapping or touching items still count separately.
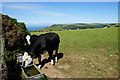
[31,27,118,78]
[36,24,65,32]
[33,23,118,32]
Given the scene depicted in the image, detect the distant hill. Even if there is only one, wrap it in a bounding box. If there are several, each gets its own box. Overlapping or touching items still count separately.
[32,23,119,32]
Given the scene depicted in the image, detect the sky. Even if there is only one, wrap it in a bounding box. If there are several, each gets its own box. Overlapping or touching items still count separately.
[1,2,118,28]
[1,0,120,2]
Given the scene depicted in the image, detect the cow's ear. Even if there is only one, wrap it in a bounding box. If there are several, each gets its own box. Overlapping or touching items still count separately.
[25,34,28,37]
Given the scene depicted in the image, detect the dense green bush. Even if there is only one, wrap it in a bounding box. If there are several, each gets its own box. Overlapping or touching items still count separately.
[2,14,30,79]
[5,51,12,61]
[2,14,30,58]
[2,14,30,51]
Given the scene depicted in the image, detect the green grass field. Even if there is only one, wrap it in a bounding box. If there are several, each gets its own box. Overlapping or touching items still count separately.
[31,27,118,78]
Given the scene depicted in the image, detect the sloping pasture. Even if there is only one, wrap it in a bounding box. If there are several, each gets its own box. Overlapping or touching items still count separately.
[31,27,118,78]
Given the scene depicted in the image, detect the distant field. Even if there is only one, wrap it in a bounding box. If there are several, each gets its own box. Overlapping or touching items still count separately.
[31,27,118,78]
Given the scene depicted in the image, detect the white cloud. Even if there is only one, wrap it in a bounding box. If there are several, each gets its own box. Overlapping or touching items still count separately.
[38,10,68,16]
[3,3,35,10]
[2,3,68,16]
[2,3,50,11]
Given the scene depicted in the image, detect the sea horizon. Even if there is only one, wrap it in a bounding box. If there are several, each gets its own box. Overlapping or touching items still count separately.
[26,25,50,31]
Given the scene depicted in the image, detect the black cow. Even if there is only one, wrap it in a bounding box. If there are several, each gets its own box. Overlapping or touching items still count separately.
[24,33,60,68]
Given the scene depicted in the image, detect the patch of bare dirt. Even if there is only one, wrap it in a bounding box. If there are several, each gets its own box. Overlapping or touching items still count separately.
[33,58,39,64]
[99,48,105,52]
[40,53,70,78]
[40,53,85,78]
[57,64,70,70]
[41,63,69,78]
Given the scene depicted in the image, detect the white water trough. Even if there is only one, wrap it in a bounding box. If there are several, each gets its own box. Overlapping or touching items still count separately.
[16,53,46,79]
[21,64,45,80]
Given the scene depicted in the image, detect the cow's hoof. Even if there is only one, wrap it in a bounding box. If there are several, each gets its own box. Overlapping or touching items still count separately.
[55,57,57,62]
[38,65,41,69]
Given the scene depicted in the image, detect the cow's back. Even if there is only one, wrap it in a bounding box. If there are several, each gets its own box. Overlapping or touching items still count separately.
[45,33,59,50]
[38,33,60,50]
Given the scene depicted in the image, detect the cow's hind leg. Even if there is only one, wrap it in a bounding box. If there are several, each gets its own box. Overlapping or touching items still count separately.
[48,51,54,65]
[55,47,58,62]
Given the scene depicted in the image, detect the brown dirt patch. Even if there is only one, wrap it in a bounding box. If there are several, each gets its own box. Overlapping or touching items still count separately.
[99,48,105,52]
[41,63,69,78]
[57,64,70,70]
[40,54,69,78]
[33,58,39,64]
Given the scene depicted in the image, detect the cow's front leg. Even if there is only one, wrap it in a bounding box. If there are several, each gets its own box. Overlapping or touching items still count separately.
[37,55,42,69]
[48,51,54,65]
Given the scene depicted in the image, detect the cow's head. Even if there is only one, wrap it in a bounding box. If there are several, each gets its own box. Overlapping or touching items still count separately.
[25,34,38,46]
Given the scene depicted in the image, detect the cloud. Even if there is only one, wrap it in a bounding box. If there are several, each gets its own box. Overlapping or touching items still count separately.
[3,3,35,10]
[38,10,68,16]
[2,3,50,11]
[2,3,68,16]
